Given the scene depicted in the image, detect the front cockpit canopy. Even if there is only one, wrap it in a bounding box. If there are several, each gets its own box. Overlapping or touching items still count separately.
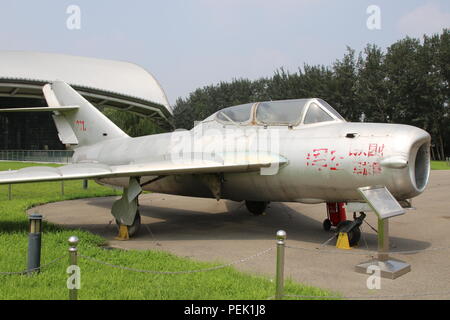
[216,103,254,123]
[211,98,344,127]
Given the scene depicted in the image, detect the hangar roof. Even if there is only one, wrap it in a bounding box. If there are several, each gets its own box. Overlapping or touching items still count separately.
[0,51,172,127]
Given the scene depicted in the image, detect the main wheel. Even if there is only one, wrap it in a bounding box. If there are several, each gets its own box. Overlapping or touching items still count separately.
[116,211,141,237]
[336,220,361,247]
[245,201,268,216]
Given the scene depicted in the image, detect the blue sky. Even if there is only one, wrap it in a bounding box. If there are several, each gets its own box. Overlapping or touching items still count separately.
[0,0,448,105]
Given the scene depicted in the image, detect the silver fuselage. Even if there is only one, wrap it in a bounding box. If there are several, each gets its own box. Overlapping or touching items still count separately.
[75,121,431,204]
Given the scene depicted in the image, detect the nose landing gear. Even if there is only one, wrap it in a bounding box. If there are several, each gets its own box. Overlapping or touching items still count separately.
[323,202,347,231]
[323,202,366,247]
[335,213,366,247]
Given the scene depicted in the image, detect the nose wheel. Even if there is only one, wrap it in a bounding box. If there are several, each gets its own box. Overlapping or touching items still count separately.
[323,202,366,247]
[323,218,332,231]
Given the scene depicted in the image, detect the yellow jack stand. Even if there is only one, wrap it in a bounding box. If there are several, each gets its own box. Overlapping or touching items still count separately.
[336,232,352,250]
[115,224,130,241]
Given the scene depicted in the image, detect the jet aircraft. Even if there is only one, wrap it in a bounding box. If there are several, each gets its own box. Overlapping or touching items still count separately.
[0,81,431,245]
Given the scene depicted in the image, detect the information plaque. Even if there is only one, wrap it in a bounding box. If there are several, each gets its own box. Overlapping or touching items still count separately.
[357,186,405,219]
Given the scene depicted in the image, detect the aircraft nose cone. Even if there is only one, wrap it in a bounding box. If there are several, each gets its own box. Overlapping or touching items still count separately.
[388,125,431,199]
[408,128,431,193]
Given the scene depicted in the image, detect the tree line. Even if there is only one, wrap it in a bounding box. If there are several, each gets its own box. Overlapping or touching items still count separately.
[105,29,449,160]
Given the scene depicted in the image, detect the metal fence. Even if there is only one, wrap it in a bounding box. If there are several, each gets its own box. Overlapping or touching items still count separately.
[0,150,74,164]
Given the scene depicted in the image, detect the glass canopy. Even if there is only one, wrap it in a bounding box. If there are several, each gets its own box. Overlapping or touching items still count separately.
[216,103,253,124]
[213,98,343,126]
[256,99,309,126]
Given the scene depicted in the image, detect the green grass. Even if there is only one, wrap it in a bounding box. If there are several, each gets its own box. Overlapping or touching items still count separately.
[0,161,335,300]
[431,161,450,170]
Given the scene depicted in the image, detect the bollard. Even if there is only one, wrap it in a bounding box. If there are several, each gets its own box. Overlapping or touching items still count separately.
[82,179,88,190]
[68,236,79,300]
[8,184,12,201]
[27,214,43,275]
[61,181,65,196]
[275,230,286,300]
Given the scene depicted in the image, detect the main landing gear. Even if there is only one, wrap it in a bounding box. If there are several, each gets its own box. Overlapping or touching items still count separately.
[115,211,141,238]
[111,177,142,240]
[245,200,268,216]
[323,202,366,247]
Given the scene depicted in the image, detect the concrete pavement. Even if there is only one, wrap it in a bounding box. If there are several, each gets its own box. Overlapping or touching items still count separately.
[31,171,450,299]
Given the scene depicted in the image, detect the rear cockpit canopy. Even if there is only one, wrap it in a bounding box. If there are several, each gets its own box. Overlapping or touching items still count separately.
[208,98,344,127]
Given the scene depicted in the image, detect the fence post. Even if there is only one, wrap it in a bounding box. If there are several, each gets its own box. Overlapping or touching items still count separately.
[275,230,286,300]
[68,236,79,300]
[61,181,65,196]
[27,214,43,275]
[8,184,12,200]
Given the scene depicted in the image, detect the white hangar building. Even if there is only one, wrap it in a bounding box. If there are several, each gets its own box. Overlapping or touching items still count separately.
[0,51,172,150]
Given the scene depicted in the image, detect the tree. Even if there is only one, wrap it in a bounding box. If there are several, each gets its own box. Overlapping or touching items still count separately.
[101,107,164,137]
[332,47,359,121]
[355,44,389,123]
[172,30,449,158]
[419,30,449,160]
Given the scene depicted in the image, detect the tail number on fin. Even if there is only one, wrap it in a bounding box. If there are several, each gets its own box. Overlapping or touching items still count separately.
[75,120,87,132]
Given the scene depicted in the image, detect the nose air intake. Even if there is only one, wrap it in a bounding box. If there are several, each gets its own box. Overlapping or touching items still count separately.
[386,125,431,200]
[410,141,430,193]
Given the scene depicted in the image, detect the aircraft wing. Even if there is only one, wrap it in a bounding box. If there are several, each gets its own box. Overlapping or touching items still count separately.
[0,153,288,185]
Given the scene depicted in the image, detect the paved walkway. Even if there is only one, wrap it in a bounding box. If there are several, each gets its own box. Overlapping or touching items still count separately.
[32,171,450,299]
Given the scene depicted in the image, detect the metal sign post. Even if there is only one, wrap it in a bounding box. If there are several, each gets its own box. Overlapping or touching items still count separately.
[377,217,392,262]
[355,186,411,279]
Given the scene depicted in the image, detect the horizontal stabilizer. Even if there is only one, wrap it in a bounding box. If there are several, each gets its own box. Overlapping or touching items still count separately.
[0,106,79,113]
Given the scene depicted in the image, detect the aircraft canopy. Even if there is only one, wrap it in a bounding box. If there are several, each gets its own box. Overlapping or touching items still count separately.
[213,98,344,126]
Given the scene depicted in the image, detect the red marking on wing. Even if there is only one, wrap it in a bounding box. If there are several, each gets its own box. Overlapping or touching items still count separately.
[75,120,87,131]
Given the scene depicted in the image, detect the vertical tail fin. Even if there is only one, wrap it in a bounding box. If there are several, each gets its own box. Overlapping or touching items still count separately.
[44,81,129,147]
